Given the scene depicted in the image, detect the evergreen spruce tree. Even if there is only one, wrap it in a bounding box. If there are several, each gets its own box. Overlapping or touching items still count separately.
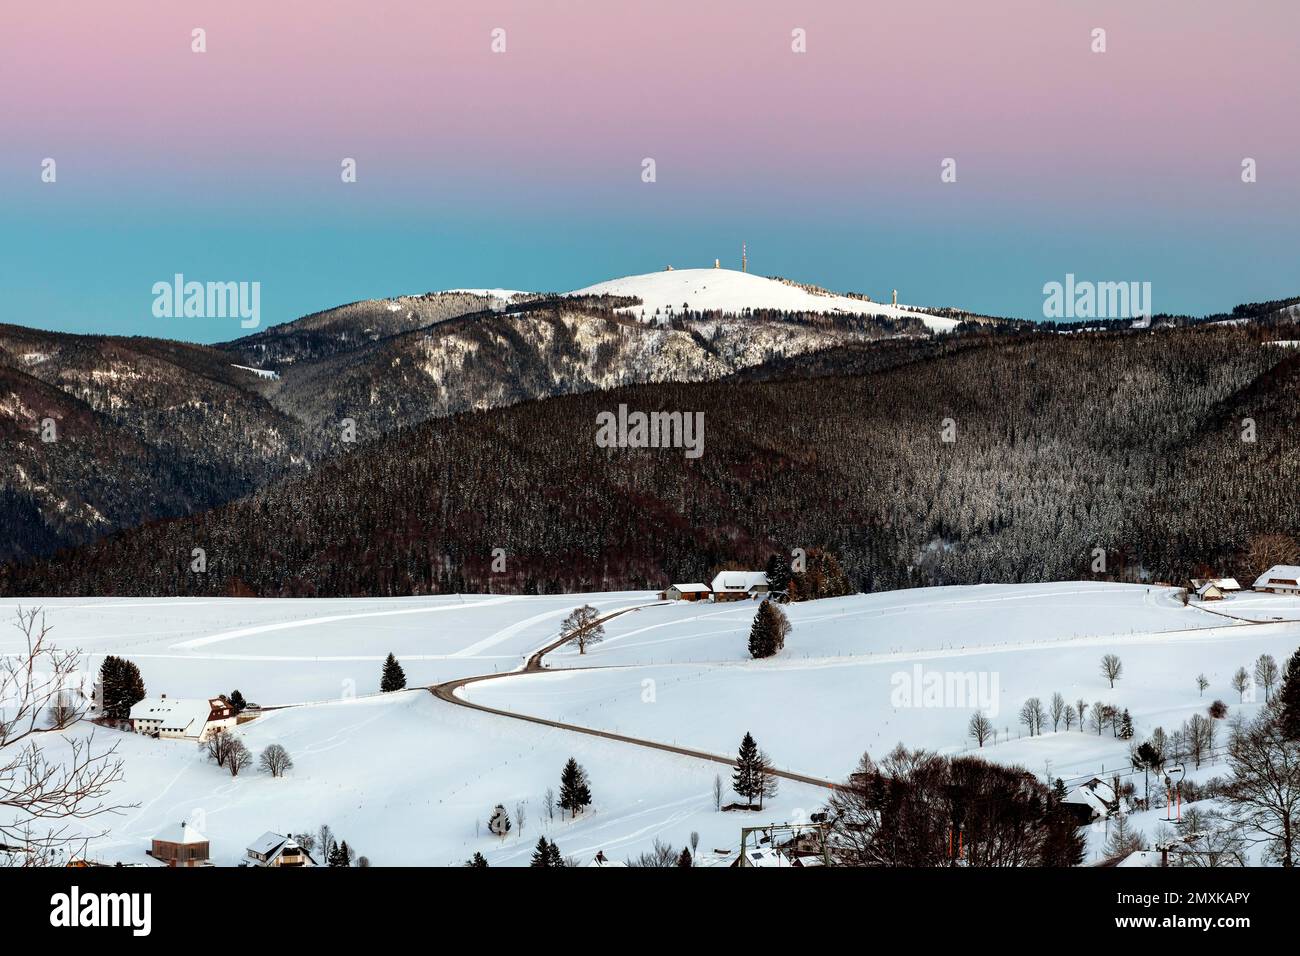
[465,852,489,867]
[558,757,592,818]
[764,554,791,594]
[1119,709,1134,740]
[546,840,564,867]
[747,602,790,659]
[1278,647,1300,741]
[733,732,762,806]
[380,653,406,692]
[228,689,246,714]
[677,847,692,867]
[99,655,145,721]
[1051,777,1068,806]
[530,837,552,867]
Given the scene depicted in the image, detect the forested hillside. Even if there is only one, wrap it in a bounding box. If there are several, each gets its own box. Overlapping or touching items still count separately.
[6,323,1297,596]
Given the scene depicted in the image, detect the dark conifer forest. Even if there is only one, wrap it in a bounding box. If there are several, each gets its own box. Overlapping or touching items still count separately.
[4,321,1298,597]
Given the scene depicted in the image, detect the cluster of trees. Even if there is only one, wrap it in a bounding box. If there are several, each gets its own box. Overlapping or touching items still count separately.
[764,550,854,602]
[529,837,566,867]
[204,729,293,779]
[826,745,1085,866]
[747,602,790,659]
[294,824,367,867]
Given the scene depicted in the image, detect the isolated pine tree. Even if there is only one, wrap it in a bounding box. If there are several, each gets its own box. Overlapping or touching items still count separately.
[1119,709,1134,740]
[747,602,790,659]
[99,656,145,721]
[733,732,762,806]
[1279,647,1300,741]
[380,653,406,692]
[558,757,592,818]
[546,840,564,867]
[465,852,489,867]
[530,837,552,867]
[228,689,246,714]
[677,847,692,867]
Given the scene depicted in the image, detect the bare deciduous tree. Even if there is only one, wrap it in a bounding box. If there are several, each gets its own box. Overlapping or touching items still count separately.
[1224,709,1300,866]
[1185,714,1216,769]
[1196,673,1210,697]
[560,605,604,654]
[1063,704,1078,731]
[1231,667,1252,703]
[1255,655,1280,703]
[968,711,993,748]
[1049,693,1066,733]
[1076,699,1089,732]
[1101,654,1123,688]
[1,608,131,866]
[1019,697,1046,736]
[258,743,293,778]
[713,773,723,811]
[204,727,235,767]
[226,738,252,777]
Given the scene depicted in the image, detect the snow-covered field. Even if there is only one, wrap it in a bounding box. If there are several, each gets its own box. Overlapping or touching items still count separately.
[567,268,959,332]
[4,583,1299,866]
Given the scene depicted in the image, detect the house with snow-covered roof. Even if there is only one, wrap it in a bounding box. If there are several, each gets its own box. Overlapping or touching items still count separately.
[149,821,211,867]
[1191,576,1241,593]
[1061,778,1116,823]
[663,583,710,601]
[130,695,236,742]
[243,832,316,868]
[1253,565,1300,594]
[709,570,769,602]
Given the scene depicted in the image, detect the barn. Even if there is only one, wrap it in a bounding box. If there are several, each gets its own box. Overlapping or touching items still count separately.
[663,583,710,601]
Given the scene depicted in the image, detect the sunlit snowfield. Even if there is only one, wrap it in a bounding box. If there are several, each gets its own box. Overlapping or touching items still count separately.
[4,583,1299,866]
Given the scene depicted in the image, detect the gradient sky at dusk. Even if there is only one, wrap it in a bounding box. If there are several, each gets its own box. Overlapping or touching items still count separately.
[3,0,1298,342]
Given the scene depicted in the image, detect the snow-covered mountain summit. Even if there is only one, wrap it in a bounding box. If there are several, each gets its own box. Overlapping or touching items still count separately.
[566,268,959,333]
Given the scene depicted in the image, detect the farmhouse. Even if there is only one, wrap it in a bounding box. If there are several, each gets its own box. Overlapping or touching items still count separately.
[1253,565,1300,594]
[662,583,710,601]
[709,570,769,602]
[130,695,237,742]
[148,821,210,867]
[1061,777,1116,824]
[243,832,317,868]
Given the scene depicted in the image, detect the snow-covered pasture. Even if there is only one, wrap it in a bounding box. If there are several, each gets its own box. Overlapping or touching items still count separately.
[4,583,1299,866]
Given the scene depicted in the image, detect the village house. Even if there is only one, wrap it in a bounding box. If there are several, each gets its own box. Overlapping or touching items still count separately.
[148,821,211,867]
[129,695,237,742]
[243,832,317,867]
[1061,777,1117,825]
[709,570,769,602]
[661,583,710,601]
[1253,565,1300,595]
